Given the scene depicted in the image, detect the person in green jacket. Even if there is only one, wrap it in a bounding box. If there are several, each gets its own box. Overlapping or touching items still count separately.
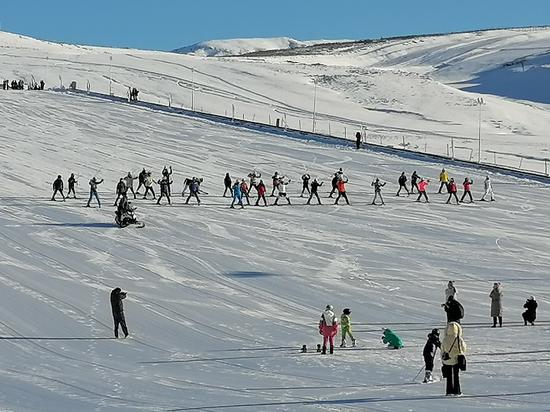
[340,308,357,348]
[382,328,404,349]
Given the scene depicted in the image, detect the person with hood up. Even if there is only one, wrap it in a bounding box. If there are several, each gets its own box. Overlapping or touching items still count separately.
[67,173,77,199]
[51,175,65,201]
[301,173,311,197]
[382,328,404,349]
[223,173,233,197]
[124,172,138,199]
[446,178,459,204]
[423,328,441,383]
[307,179,323,205]
[522,296,537,326]
[490,282,503,327]
[371,178,386,205]
[438,168,449,194]
[441,321,466,396]
[114,178,127,206]
[86,176,104,207]
[445,281,457,302]
[416,178,430,202]
[442,295,464,324]
[110,287,129,339]
[274,178,292,205]
[319,304,339,354]
[255,179,268,206]
[143,172,156,200]
[410,171,420,194]
[480,175,495,202]
[460,177,474,203]
[396,172,410,196]
[230,180,244,209]
[339,308,356,348]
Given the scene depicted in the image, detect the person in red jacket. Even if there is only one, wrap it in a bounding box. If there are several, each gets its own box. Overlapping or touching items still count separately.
[446,178,459,204]
[460,177,474,203]
[240,179,251,206]
[255,180,268,206]
[416,178,430,202]
[334,178,350,205]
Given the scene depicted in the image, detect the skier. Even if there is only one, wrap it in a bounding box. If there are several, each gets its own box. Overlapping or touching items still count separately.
[423,328,441,383]
[441,321,466,396]
[522,296,537,326]
[371,178,386,205]
[442,295,464,324]
[135,168,147,194]
[240,179,251,206]
[67,173,77,199]
[382,328,404,349]
[123,172,138,199]
[185,178,201,205]
[460,177,474,203]
[355,131,361,150]
[445,281,457,301]
[255,179,268,206]
[319,305,339,354]
[301,173,311,197]
[490,282,503,327]
[307,179,323,205]
[223,173,233,197]
[438,168,449,194]
[339,308,356,348]
[51,175,65,201]
[334,177,350,205]
[396,172,410,196]
[110,287,129,339]
[274,178,291,205]
[328,171,342,198]
[247,170,261,194]
[161,166,173,196]
[416,178,430,202]
[230,180,244,209]
[114,178,127,206]
[86,176,104,208]
[410,171,420,194]
[181,177,193,196]
[270,171,280,196]
[445,178,460,204]
[142,172,156,200]
[157,176,173,205]
[480,175,495,201]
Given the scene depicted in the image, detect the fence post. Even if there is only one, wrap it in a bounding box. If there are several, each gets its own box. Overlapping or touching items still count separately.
[344,127,347,139]
[299,120,302,131]
[328,122,331,135]
[494,152,496,164]
[402,136,406,149]
[269,114,271,125]
[545,159,548,176]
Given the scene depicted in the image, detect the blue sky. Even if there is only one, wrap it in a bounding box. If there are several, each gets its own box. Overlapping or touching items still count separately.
[1,0,548,50]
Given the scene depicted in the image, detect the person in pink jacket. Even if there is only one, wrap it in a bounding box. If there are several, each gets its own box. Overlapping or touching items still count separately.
[416,178,430,203]
[319,305,339,354]
[460,177,474,203]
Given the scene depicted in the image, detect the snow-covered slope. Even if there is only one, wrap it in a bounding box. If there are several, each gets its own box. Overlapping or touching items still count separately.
[172,37,331,57]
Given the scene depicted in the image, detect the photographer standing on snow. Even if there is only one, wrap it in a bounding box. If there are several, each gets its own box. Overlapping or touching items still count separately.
[110,287,129,339]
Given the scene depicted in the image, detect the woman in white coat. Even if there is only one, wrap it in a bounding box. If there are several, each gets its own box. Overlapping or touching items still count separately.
[490,282,503,327]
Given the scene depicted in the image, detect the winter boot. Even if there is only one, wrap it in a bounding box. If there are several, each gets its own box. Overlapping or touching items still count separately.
[329,345,334,354]
[340,339,346,348]
[321,345,327,355]
[352,339,357,347]
[300,345,307,353]
[316,344,322,353]
[423,371,433,383]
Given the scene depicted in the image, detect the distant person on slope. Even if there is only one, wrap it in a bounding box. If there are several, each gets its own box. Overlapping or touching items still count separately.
[334,176,350,205]
[438,168,449,194]
[396,172,410,196]
[51,175,65,201]
[86,176,104,208]
[355,131,362,150]
[124,172,138,199]
[410,171,420,194]
[185,178,201,205]
[223,173,233,197]
[301,173,311,197]
[157,176,173,205]
[490,282,503,327]
[445,178,459,204]
[307,178,323,205]
[142,172,156,200]
[522,296,537,326]
[114,178,127,206]
[110,287,129,339]
[480,175,495,202]
[230,180,244,209]
[445,281,457,301]
[135,168,147,194]
[319,305,339,354]
[274,178,291,205]
[161,166,173,196]
[441,322,466,396]
[247,170,261,195]
[382,328,404,349]
[423,328,441,383]
[271,171,281,196]
[329,169,344,197]
[460,177,474,203]
[371,178,386,205]
[442,295,464,324]
[67,173,77,199]
[255,179,268,206]
[416,178,430,202]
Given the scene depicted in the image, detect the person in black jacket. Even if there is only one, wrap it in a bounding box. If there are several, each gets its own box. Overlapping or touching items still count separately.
[442,295,464,323]
[328,173,339,198]
[223,173,233,197]
[355,131,362,150]
[161,166,173,196]
[157,176,173,205]
[135,168,147,194]
[410,171,420,194]
[110,288,129,338]
[67,173,77,199]
[522,296,538,326]
[301,173,311,197]
[307,179,323,205]
[423,328,441,383]
[113,178,127,206]
[396,172,410,196]
[51,175,65,201]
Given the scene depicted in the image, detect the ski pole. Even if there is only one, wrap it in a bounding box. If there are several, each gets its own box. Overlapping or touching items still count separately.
[412,365,425,382]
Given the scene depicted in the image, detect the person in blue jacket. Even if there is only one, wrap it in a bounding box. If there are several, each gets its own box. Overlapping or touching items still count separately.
[230,180,244,209]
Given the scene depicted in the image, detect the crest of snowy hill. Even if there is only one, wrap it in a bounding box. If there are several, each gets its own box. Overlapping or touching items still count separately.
[172,37,338,56]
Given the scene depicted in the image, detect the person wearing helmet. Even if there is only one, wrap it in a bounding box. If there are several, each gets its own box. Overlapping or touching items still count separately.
[135,168,147,194]
[319,305,339,354]
[522,296,537,326]
[271,171,280,196]
[340,308,356,348]
[416,178,430,203]
[306,179,323,205]
[51,174,65,201]
[423,329,441,383]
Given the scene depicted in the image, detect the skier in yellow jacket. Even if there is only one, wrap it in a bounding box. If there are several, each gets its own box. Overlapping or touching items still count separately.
[340,308,356,348]
[438,168,449,194]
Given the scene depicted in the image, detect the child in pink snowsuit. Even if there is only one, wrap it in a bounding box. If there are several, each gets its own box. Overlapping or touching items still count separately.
[319,305,339,354]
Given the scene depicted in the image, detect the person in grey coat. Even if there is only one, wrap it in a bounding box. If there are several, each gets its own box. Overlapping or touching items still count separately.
[490,282,503,327]
[110,287,129,338]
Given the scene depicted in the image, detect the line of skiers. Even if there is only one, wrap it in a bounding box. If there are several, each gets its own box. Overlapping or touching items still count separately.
[1,79,44,90]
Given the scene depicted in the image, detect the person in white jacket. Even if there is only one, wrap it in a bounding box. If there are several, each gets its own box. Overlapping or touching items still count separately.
[124,172,138,199]
[142,172,156,200]
[480,175,495,201]
[274,178,291,205]
[445,281,457,302]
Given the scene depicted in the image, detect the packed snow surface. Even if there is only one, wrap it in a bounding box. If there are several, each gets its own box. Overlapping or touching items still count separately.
[0,28,550,411]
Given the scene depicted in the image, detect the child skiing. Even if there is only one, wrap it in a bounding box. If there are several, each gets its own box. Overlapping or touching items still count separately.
[124,172,138,199]
[410,171,420,194]
[319,305,339,354]
[423,329,441,383]
[157,176,173,205]
[460,177,474,203]
[382,328,404,349]
[240,179,251,206]
[438,168,449,194]
[446,178,459,204]
[334,176,350,205]
[274,178,291,205]
[340,308,356,348]
[143,172,156,200]
[86,176,104,207]
[416,178,430,202]
[114,178,127,206]
[223,173,233,197]
[185,178,201,205]
[255,179,268,206]
[67,173,77,199]
[51,175,65,201]
[396,172,410,196]
[307,179,323,205]
[230,180,244,209]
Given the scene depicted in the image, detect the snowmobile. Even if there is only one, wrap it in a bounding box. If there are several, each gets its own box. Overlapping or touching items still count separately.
[115,206,144,228]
